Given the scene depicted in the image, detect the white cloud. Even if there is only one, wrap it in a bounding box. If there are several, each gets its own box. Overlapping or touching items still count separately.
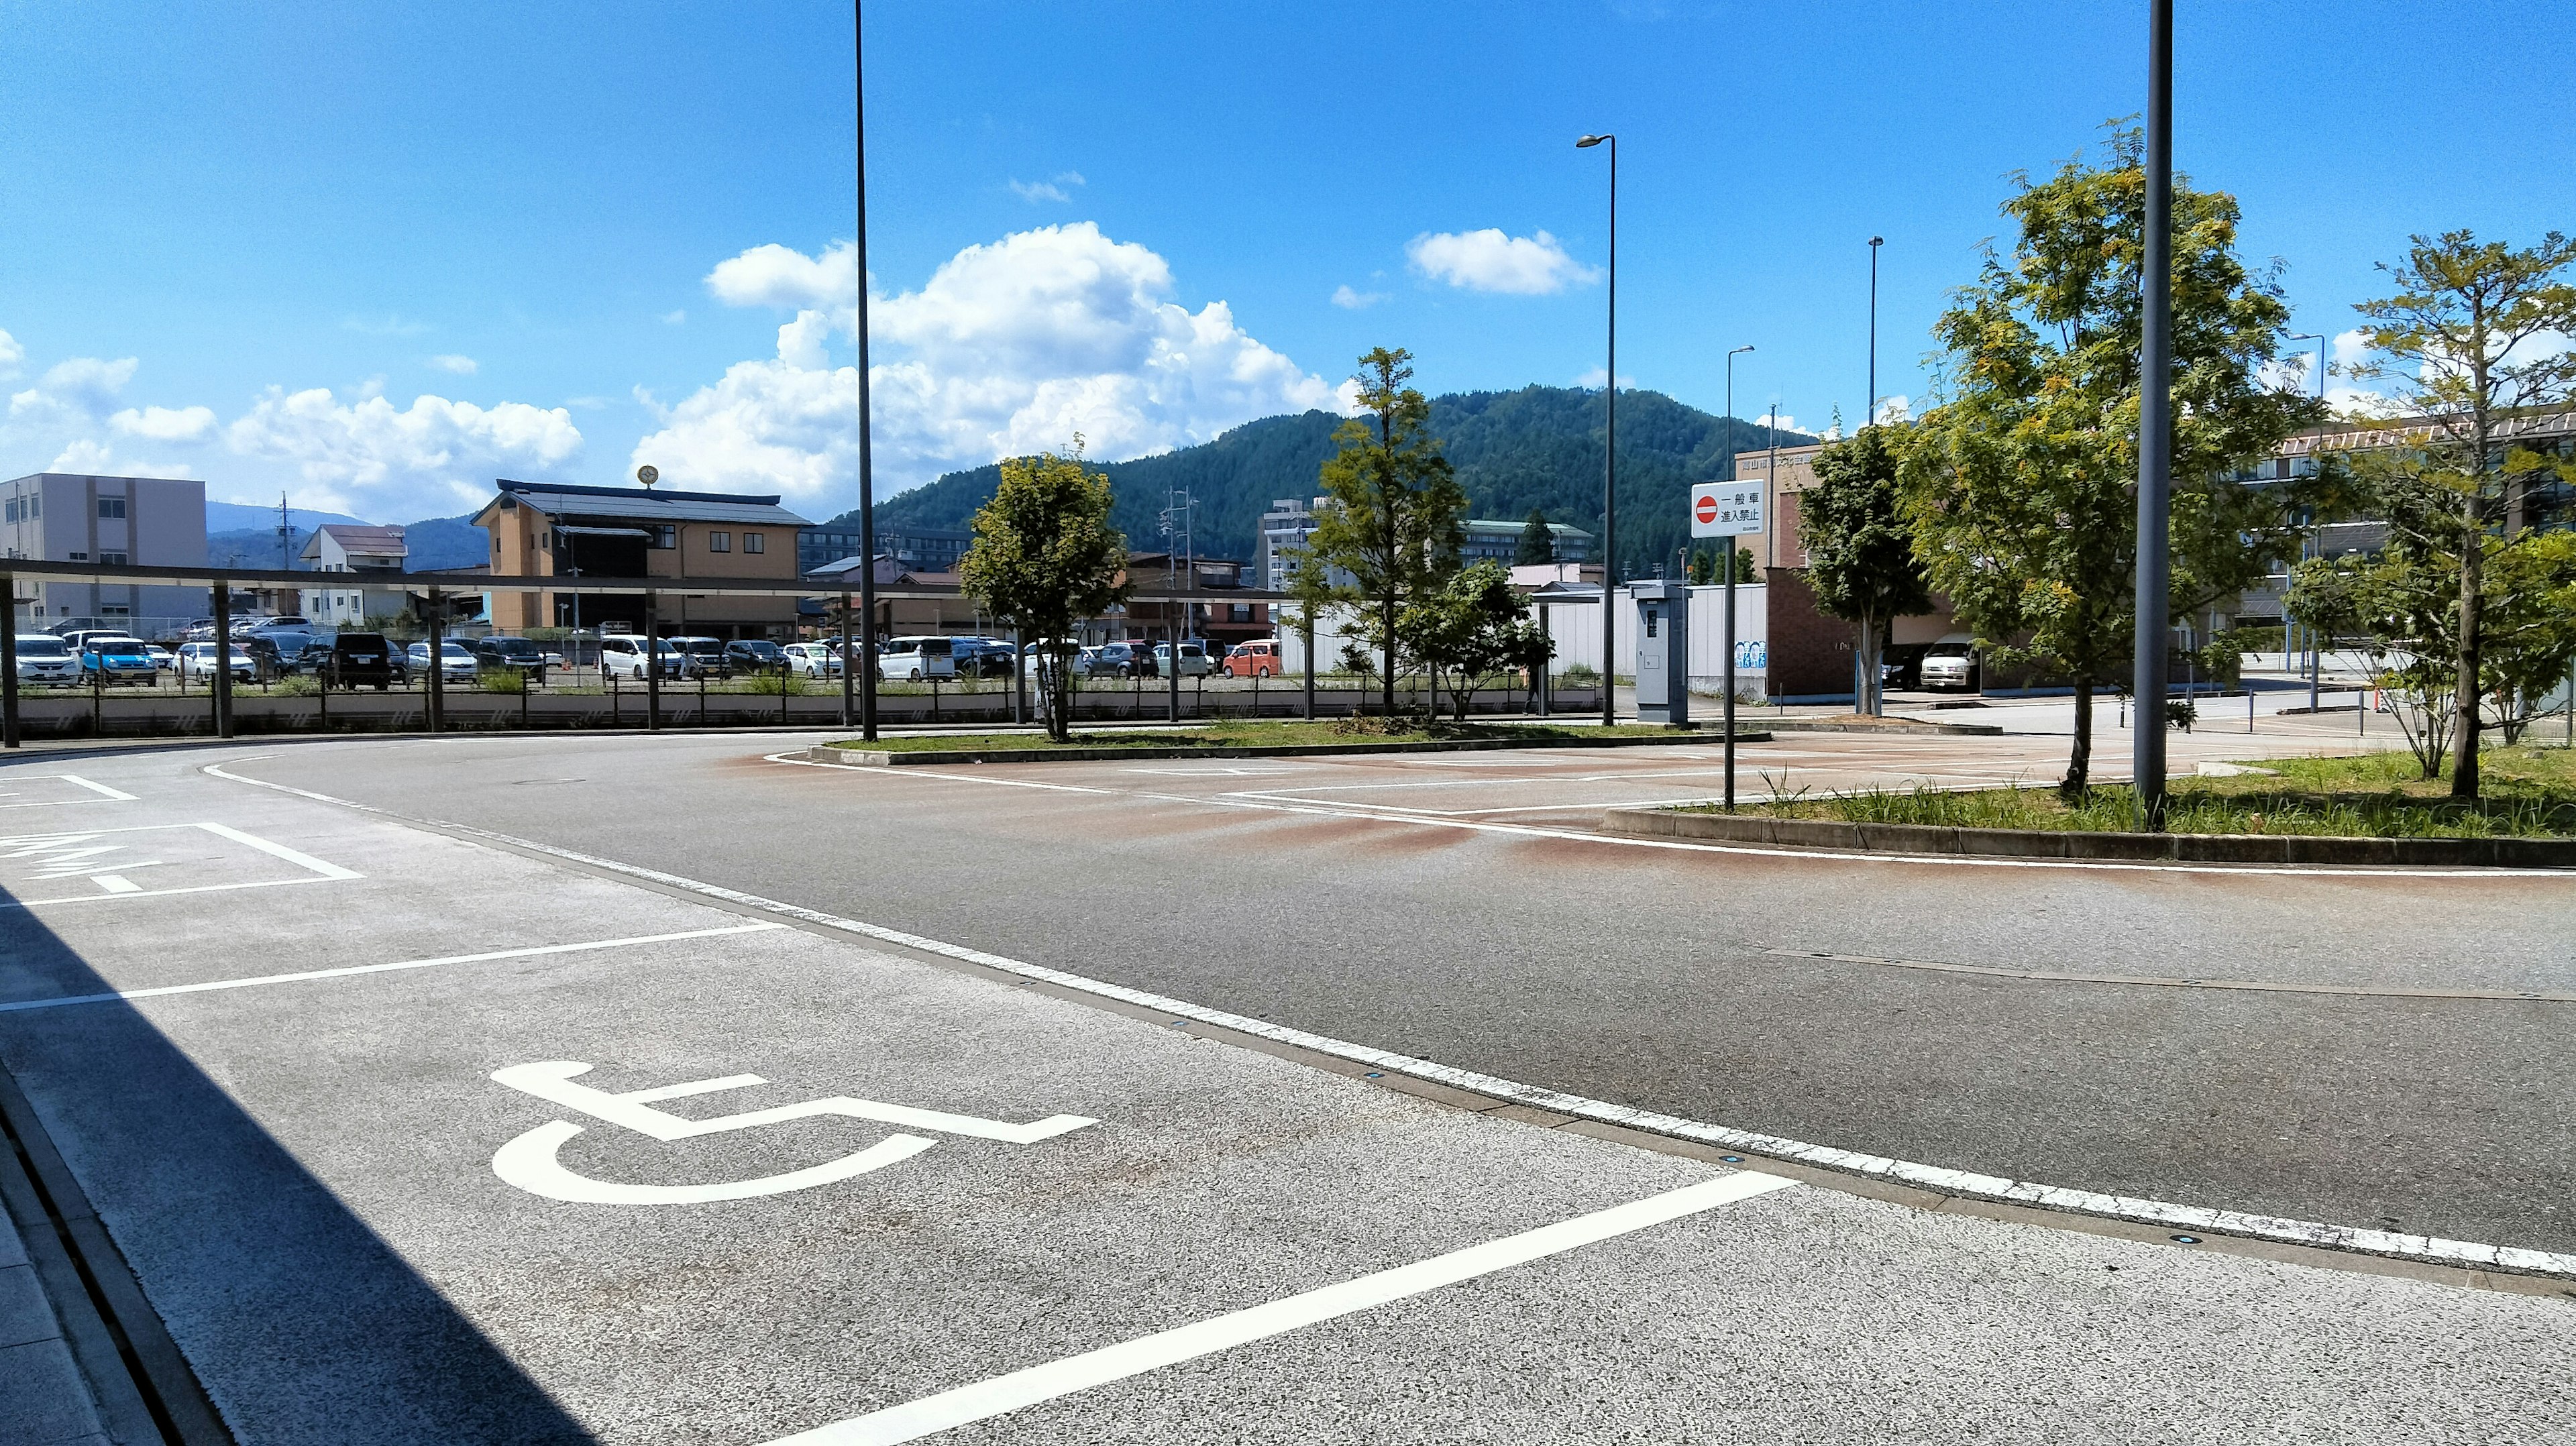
[1008,171,1087,204]
[342,315,433,338]
[428,353,478,375]
[1331,284,1387,310]
[45,439,195,478]
[1870,396,1911,426]
[1572,366,1636,390]
[110,404,219,442]
[1407,229,1599,295]
[659,309,688,325]
[11,356,140,424]
[225,388,583,516]
[0,328,21,380]
[641,222,1342,502]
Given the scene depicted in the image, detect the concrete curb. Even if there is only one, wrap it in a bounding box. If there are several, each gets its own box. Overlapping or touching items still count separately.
[1762,718,2006,737]
[1601,806,2576,869]
[804,730,1774,767]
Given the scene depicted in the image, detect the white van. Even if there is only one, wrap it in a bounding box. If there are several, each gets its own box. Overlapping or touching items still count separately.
[877,635,957,681]
[598,633,694,680]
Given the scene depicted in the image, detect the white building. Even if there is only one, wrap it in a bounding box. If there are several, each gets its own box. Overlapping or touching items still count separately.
[3,473,209,632]
[299,524,409,626]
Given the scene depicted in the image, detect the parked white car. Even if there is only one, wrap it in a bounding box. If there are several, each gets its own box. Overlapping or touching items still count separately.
[406,640,482,685]
[11,635,81,687]
[598,634,694,680]
[782,643,844,679]
[877,635,957,681]
[1152,642,1212,678]
[1919,637,1980,691]
[177,642,257,681]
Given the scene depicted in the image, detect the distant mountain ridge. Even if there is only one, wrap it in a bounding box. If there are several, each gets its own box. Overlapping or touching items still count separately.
[205,507,490,571]
[841,385,1813,577]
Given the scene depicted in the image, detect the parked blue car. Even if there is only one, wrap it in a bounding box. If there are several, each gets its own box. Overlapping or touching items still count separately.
[78,636,159,685]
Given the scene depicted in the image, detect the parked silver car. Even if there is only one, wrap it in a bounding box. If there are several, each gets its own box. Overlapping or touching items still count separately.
[1919,638,1979,691]
[11,635,80,687]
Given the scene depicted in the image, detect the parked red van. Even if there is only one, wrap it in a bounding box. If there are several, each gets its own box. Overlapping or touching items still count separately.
[1222,640,1283,678]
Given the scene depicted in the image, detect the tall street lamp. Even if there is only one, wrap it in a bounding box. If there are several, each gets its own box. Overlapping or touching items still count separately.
[2133,0,2176,828]
[2289,331,2328,710]
[1867,236,1884,427]
[853,1,879,739]
[1578,131,1615,728]
[1723,344,1754,808]
[1724,343,1754,579]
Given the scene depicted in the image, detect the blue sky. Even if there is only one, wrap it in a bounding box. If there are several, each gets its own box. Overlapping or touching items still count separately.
[0,1,2563,524]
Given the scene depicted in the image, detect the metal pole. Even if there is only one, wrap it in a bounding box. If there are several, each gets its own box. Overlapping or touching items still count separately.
[212,582,233,738]
[426,588,444,733]
[1602,136,1617,729]
[0,572,17,748]
[1537,602,1550,717]
[645,591,661,732]
[1166,596,1181,724]
[855,0,879,742]
[1013,624,1026,726]
[1867,236,1883,426]
[1723,540,1737,810]
[1302,610,1315,720]
[840,592,855,728]
[2132,0,2176,828]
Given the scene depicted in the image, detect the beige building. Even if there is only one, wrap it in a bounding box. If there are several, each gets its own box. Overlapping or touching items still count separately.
[473,481,811,638]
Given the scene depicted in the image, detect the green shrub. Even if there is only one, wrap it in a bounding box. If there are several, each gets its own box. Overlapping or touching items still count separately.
[478,668,526,695]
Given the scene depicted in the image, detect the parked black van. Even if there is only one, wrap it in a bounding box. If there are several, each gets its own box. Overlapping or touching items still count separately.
[329,632,398,689]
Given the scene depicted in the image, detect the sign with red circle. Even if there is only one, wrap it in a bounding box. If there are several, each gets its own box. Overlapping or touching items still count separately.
[1695,494,1719,524]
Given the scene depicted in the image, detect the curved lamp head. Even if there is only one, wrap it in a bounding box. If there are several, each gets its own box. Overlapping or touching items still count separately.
[1869,235,1884,247]
[1575,133,1610,149]
[1729,344,1756,357]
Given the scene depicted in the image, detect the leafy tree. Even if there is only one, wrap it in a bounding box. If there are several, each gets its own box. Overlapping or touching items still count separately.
[1802,425,1933,716]
[959,443,1128,741]
[2338,229,2576,797]
[1403,561,1552,723]
[1684,546,1755,586]
[1896,125,2326,794]
[1513,509,1557,565]
[1309,347,1467,715]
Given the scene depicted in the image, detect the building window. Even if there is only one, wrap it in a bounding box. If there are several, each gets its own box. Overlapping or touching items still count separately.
[745,532,765,554]
[650,526,678,549]
[100,551,127,565]
[708,531,731,552]
[66,551,86,562]
[97,497,127,520]
[101,605,129,616]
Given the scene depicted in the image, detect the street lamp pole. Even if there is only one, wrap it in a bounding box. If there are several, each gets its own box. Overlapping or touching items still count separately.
[1724,345,1754,810]
[2133,0,2176,828]
[1867,236,1884,427]
[2290,331,2328,712]
[1577,132,1616,728]
[853,0,879,740]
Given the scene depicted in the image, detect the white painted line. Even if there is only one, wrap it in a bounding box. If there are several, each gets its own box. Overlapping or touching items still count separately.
[3,877,341,909]
[91,875,140,895]
[0,922,786,1014]
[0,773,140,809]
[200,759,2576,1278]
[195,820,364,881]
[54,775,138,801]
[764,1172,1798,1445]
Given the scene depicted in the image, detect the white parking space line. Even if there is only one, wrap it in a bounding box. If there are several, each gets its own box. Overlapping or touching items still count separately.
[767,1172,1799,1446]
[0,922,787,1015]
[0,821,362,907]
[0,773,140,808]
[196,820,364,880]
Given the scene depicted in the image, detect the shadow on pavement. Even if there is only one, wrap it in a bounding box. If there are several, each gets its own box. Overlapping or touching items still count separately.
[0,885,597,1445]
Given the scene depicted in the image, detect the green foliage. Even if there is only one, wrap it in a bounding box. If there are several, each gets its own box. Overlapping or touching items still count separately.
[741,668,810,697]
[1401,561,1554,722]
[1309,347,1469,714]
[959,444,1130,741]
[476,668,526,695]
[1897,124,2326,790]
[1802,425,1932,715]
[2337,228,2576,797]
[1513,508,1556,565]
[1682,546,1756,586]
[850,384,1811,579]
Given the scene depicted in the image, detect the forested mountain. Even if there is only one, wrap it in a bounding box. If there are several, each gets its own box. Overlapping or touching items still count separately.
[841,385,1813,579]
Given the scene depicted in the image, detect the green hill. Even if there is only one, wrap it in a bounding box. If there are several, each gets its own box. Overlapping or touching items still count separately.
[843,385,1811,579]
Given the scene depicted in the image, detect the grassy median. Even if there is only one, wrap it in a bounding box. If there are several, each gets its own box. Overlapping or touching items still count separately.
[830,719,1708,753]
[1721,744,2576,839]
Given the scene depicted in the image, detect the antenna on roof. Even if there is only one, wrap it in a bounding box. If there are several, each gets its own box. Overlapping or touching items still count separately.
[636,464,659,490]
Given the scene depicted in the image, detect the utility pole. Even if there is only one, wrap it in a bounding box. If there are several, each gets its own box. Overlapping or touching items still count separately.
[853,0,879,740]
[1578,131,1617,728]
[2133,0,2176,828]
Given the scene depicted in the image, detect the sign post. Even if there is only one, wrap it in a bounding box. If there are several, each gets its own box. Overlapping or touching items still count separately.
[1690,480,1765,809]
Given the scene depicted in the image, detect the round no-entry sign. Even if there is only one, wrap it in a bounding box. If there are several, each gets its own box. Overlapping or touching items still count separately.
[1695,493,1719,524]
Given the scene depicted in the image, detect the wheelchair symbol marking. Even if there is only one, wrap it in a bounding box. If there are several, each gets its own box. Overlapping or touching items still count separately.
[488,1060,1097,1205]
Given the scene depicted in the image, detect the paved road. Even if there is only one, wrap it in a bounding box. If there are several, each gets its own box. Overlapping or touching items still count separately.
[0,741,2569,1443]
[166,723,2573,1258]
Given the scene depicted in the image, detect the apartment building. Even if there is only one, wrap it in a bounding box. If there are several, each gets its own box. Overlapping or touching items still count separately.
[2,472,209,630]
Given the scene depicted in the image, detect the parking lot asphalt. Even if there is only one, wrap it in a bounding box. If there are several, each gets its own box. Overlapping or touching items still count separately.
[1,741,2571,1443]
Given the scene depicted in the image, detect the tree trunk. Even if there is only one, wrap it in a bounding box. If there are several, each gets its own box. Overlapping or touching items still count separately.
[2064,678,2094,796]
[2454,508,2483,798]
[1381,596,1397,718]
